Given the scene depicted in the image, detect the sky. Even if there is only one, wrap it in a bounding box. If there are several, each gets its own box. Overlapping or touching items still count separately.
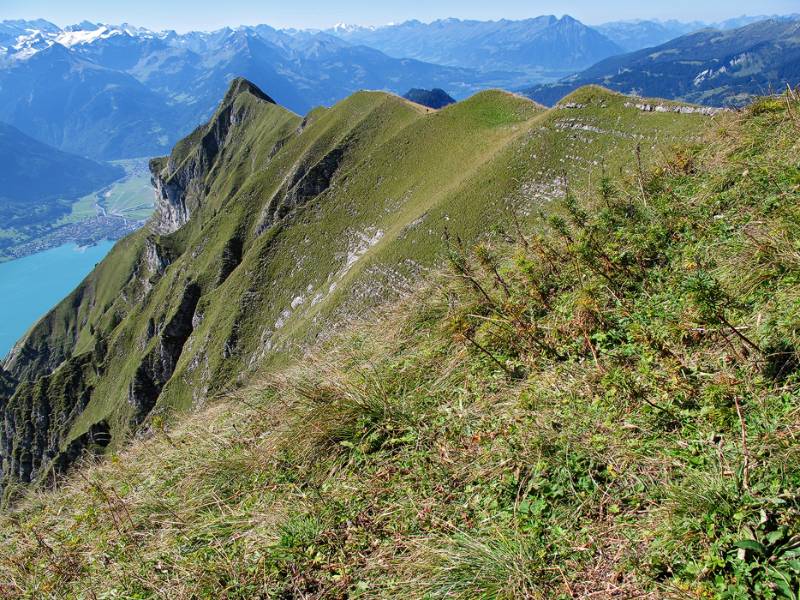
[3,0,799,31]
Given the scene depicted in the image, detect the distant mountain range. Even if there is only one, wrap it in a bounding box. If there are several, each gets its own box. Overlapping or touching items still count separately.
[524,18,800,108]
[1,15,799,159]
[0,21,500,159]
[0,122,122,228]
[327,16,623,78]
[594,20,704,52]
[595,14,799,51]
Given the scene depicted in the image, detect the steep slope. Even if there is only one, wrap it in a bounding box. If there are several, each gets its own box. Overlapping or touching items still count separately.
[329,16,623,79]
[0,79,712,501]
[525,18,800,107]
[1,92,798,598]
[0,122,123,228]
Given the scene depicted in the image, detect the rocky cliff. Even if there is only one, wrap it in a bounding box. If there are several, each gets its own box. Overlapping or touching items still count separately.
[150,79,278,235]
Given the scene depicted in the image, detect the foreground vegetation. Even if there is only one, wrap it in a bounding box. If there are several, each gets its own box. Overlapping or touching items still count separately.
[2,93,800,598]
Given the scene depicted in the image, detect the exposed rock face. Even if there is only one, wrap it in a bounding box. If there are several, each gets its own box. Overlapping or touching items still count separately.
[556,100,724,116]
[257,146,346,234]
[623,101,727,116]
[0,369,16,402]
[129,284,201,425]
[150,166,191,235]
[150,77,277,235]
[0,355,98,500]
[47,421,111,484]
[218,236,244,286]
[144,236,173,276]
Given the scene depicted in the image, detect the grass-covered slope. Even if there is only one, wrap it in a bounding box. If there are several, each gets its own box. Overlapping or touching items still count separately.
[1,93,798,598]
[0,80,710,503]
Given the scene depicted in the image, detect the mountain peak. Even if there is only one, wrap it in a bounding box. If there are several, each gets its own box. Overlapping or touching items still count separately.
[402,87,456,109]
[222,77,276,106]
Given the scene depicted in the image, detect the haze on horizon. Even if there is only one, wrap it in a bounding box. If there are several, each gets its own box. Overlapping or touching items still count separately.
[3,0,799,32]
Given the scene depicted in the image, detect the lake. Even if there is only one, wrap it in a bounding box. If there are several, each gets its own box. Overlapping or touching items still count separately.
[0,240,116,358]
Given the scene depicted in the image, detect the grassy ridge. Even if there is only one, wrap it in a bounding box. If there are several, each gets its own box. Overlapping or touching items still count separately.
[1,94,799,597]
[1,83,709,504]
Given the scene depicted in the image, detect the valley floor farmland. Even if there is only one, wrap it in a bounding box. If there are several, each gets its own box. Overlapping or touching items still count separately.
[1,159,154,262]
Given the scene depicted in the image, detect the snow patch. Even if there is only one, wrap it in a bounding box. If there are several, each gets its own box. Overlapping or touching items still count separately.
[55,26,125,47]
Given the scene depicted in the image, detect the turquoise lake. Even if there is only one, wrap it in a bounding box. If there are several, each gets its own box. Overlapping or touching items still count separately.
[0,241,116,358]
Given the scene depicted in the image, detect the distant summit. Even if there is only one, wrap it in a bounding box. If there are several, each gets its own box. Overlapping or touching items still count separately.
[524,18,800,108]
[222,77,277,106]
[402,88,456,109]
[327,16,623,77]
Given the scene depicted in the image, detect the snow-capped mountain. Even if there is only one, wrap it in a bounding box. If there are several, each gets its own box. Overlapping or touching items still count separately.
[0,19,497,159]
[2,15,796,160]
[1,20,167,60]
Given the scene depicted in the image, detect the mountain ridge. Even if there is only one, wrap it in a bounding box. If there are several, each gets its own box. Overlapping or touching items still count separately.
[1,86,798,599]
[0,79,713,502]
[524,18,800,108]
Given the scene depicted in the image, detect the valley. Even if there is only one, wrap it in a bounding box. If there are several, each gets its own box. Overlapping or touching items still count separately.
[0,158,154,262]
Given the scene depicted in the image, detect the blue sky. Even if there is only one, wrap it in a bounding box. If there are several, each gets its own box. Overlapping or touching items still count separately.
[3,0,799,31]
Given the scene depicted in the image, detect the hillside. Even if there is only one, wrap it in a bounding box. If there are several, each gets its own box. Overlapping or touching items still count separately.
[1,89,798,598]
[0,122,123,227]
[525,18,800,108]
[0,79,714,504]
